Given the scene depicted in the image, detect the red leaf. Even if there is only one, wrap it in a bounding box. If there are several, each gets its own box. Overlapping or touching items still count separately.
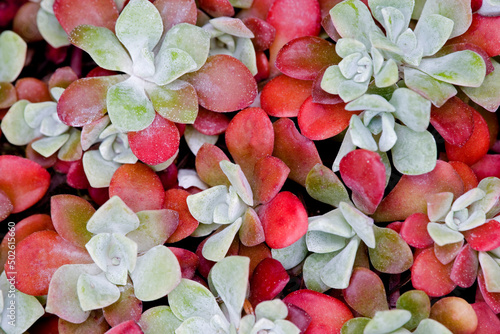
[88,186,110,206]
[471,302,500,332]
[252,156,290,205]
[13,230,92,295]
[411,247,456,297]
[449,161,478,191]
[238,243,272,277]
[103,283,142,327]
[471,0,483,12]
[339,149,385,214]
[15,78,51,103]
[51,195,95,248]
[463,219,500,251]
[430,97,474,147]
[273,118,322,186]
[258,191,308,249]
[372,161,464,222]
[225,107,274,178]
[128,114,180,165]
[105,320,143,334]
[267,0,321,76]
[58,76,124,127]
[198,0,234,17]
[276,36,340,80]
[242,17,275,52]
[168,247,199,279]
[237,0,274,20]
[311,68,343,105]
[48,66,79,90]
[195,143,230,187]
[449,14,500,57]
[109,163,165,212]
[154,0,197,32]
[472,155,500,181]
[477,271,500,313]
[249,258,289,305]
[184,55,257,113]
[285,303,313,333]
[298,97,355,140]
[261,75,313,117]
[254,51,270,82]
[0,155,50,213]
[193,107,230,136]
[450,244,478,288]
[0,190,13,222]
[66,159,90,189]
[400,213,434,249]
[283,289,353,334]
[53,0,119,34]
[164,189,199,243]
[239,208,265,247]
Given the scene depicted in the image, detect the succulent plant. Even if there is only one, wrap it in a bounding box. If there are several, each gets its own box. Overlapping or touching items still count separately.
[36,0,69,48]
[0,30,26,109]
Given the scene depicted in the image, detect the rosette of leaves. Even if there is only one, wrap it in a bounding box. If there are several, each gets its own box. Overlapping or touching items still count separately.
[0,30,27,109]
[0,272,44,334]
[1,87,82,162]
[202,17,258,75]
[36,0,69,48]
[322,0,487,107]
[332,88,436,175]
[342,309,452,334]
[138,256,300,333]
[38,195,181,324]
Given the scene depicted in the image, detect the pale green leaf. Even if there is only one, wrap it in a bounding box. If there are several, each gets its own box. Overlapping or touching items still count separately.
[346,94,395,112]
[368,0,414,30]
[77,272,121,311]
[220,161,253,206]
[333,129,357,172]
[418,51,486,87]
[271,236,308,270]
[370,32,403,56]
[303,253,334,292]
[57,128,82,161]
[336,38,366,58]
[378,113,397,152]
[364,310,412,334]
[210,18,254,38]
[306,231,347,253]
[274,319,301,334]
[151,48,197,86]
[452,188,486,211]
[349,115,378,151]
[330,0,379,47]
[81,116,110,151]
[321,65,345,95]
[339,79,370,102]
[186,185,229,224]
[175,317,218,334]
[380,7,406,42]
[478,0,500,16]
[82,150,121,188]
[202,219,242,262]
[37,8,69,48]
[233,37,257,75]
[131,245,182,301]
[320,237,360,289]
[418,0,472,39]
[146,80,198,124]
[0,31,27,82]
[414,14,454,57]
[390,88,431,132]
[375,59,399,88]
[427,223,464,246]
[308,209,355,238]
[398,29,422,65]
[107,76,156,132]
[138,306,181,334]
[1,100,40,146]
[391,124,436,175]
[254,300,288,322]
[32,134,70,158]
[70,25,133,73]
[128,209,178,253]
[427,192,454,222]
[87,196,139,234]
[473,177,500,217]
[462,58,500,112]
[339,53,362,79]
[184,125,219,156]
[479,252,500,293]
[403,67,457,107]
[413,319,453,334]
[339,202,375,248]
[458,210,486,231]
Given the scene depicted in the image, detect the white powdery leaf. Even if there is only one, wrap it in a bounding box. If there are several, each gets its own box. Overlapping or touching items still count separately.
[414,14,454,57]
[418,0,472,39]
[82,150,121,188]
[178,169,209,190]
[184,125,219,156]
[478,0,500,16]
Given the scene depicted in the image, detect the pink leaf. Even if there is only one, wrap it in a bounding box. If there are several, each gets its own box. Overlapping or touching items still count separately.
[242,17,276,52]
[164,189,199,243]
[400,213,434,249]
[239,208,265,247]
[103,283,142,327]
[411,247,456,297]
[477,271,500,313]
[430,97,474,147]
[48,66,79,90]
[252,156,290,205]
[66,159,90,189]
[15,78,51,103]
[154,0,197,32]
[249,258,289,306]
[434,240,463,265]
[471,302,500,332]
[463,219,500,251]
[261,75,313,117]
[184,55,258,112]
[450,244,478,288]
[105,320,143,334]
[198,0,234,17]
[193,107,230,136]
[54,0,119,34]
[195,143,230,187]
[472,155,500,181]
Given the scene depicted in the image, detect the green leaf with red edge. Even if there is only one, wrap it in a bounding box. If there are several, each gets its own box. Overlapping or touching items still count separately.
[463,59,500,112]
[57,75,125,127]
[445,108,490,166]
[252,156,289,205]
[239,207,265,247]
[13,230,93,296]
[450,244,478,288]
[400,213,434,249]
[48,66,79,90]
[431,97,474,147]
[103,281,142,327]
[411,247,456,297]
[372,161,464,222]
[0,82,17,109]
[249,258,289,306]
[276,36,340,80]
[396,290,431,331]
[434,239,464,264]
[477,270,500,313]
[195,143,230,187]
[283,289,353,334]
[260,75,312,118]
[463,219,500,251]
[339,149,385,215]
[369,226,413,274]
[0,155,50,214]
[298,97,357,141]
[51,195,95,248]
[183,55,257,113]
[267,0,321,76]
[109,163,165,212]
[127,209,179,253]
[54,0,119,34]
[169,247,199,279]
[147,80,198,124]
[154,0,197,32]
[305,164,351,208]
[164,189,199,243]
[58,310,111,333]
[258,191,308,249]
[128,114,180,166]
[225,107,274,179]
[343,267,388,318]
[273,118,322,186]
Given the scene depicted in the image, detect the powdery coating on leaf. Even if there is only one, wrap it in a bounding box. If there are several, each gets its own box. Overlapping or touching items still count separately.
[0,31,27,83]
[54,0,119,34]
[164,189,200,243]
[430,96,474,147]
[411,247,456,297]
[193,107,230,136]
[418,0,472,39]
[260,75,313,118]
[154,0,197,32]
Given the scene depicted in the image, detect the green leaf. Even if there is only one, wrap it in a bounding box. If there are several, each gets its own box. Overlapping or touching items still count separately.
[333,128,357,172]
[426,192,454,222]
[396,290,431,331]
[138,306,181,334]
[274,320,301,334]
[0,31,27,82]
[128,210,178,253]
[58,128,82,161]
[390,88,431,132]
[107,76,156,132]
[77,272,121,311]
[330,0,379,47]
[479,252,500,293]
[303,253,334,292]
[320,237,360,289]
[378,113,397,152]
[233,37,257,76]
[271,236,308,270]
[151,48,197,86]
[87,196,139,234]
[369,226,414,273]
[403,67,457,107]
[255,300,288,321]
[37,8,69,48]
[462,58,500,112]
[32,134,70,158]
[341,318,370,334]
[202,219,242,262]
[375,59,399,88]
[418,51,486,88]
[414,14,454,57]
[131,245,182,301]
[186,185,229,224]
[346,94,395,112]
[364,309,412,334]
[228,0,253,8]
[209,256,249,326]
[305,164,351,207]
[473,177,500,217]
[452,188,485,211]
[427,223,464,246]
[308,209,355,238]
[336,38,367,58]
[380,7,406,42]
[175,317,219,334]
[321,65,345,95]
[146,80,198,124]
[306,231,347,254]
[339,77,371,103]
[413,319,453,334]
[418,0,472,39]
[115,0,162,78]
[220,161,253,206]
[368,0,414,30]
[391,124,436,175]
[184,125,219,156]
[1,100,40,146]
[168,278,222,321]
[82,150,121,188]
[70,25,132,73]
[340,202,375,248]
[349,115,378,151]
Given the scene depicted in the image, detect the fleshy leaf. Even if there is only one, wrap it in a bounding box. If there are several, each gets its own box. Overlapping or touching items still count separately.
[430,96,474,147]
[392,124,437,175]
[305,164,351,207]
[369,226,413,273]
[261,75,313,118]
[37,5,69,48]
[128,210,178,253]
[252,156,289,205]
[340,202,375,248]
[321,237,360,289]
[86,196,139,235]
[403,67,457,107]
[0,31,27,82]
[146,80,198,124]
[413,319,453,334]
[77,272,121,311]
[1,100,41,146]
[250,259,289,305]
[479,252,500,293]
[462,58,500,112]
[396,290,431,331]
[54,0,119,34]
[349,115,378,152]
[69,25,132,73]
[418,0,472,39]
[364,310,412,334]
[271,236,308,270]
[411,248,456,297]
[303,252,334,292]
[390,88,431,132]
[32,134,69,158]
[138,306,182,334]
[414,14,454,57]
[202,219,242,262]
[82,150,121,188]
[131,246,182,301]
